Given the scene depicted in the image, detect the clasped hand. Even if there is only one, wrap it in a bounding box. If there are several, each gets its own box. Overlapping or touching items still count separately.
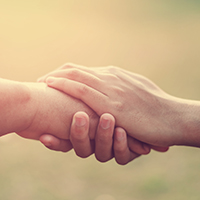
[38,63,173,165]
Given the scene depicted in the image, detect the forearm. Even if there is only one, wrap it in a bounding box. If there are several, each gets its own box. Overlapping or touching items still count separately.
[174,97,200,147]
[17,82,99,140]
[0,78,34,136]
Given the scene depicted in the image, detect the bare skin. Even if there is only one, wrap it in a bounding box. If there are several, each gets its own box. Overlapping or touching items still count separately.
[0,78,97,146]
[38,63,200,148]
[0,78,151,164]
[41,112,164,165]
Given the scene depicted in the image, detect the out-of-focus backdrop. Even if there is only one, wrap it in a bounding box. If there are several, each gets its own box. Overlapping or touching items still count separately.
[0,1,200,199]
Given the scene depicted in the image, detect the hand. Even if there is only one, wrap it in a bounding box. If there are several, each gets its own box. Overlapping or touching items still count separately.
[40,111,168,165]
[38,63,196,147]
[16,82,99,142]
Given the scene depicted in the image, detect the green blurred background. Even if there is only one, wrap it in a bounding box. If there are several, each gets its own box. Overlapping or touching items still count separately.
[0,1,200,199]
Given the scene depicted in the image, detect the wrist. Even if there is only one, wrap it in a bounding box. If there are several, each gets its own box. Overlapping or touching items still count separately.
[178,99,200,147]
[0,79,37,136]
[12,82,42,134]
[16,82,48,139]
[168,95,200,147]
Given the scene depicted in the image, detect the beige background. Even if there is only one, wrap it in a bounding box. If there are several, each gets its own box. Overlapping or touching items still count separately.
[0,1,200,200]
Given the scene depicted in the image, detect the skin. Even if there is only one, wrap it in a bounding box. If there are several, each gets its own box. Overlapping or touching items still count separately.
[0,78,151,164]
[40,112,152,165]
[38,63,200,148]
[0,78,98,146]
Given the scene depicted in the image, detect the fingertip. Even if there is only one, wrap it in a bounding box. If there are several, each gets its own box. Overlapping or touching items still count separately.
[164,147,170,152]
[142,144,151,155]
[95,154,112,163]
[39,134,52,147]
[99,113,115,130]
[39,134,59,148]
[115,158,129,166]
[151,146,169,152]
[37,77,44,82]
[46,76,56,84]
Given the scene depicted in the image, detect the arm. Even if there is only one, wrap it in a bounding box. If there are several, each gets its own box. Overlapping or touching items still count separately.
[1,77,154,165]
[0,78,35,136]
[0,78,99,141]
[39,63,200,148]
[1,77,159,165]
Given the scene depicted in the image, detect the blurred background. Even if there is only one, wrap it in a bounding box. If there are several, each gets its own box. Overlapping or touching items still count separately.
[0,0,200,199]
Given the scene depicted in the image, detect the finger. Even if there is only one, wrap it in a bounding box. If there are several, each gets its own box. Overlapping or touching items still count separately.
[70,111,94,158]
[38,63,112,83]
[37,72,55,83]
[114,127,140,165]
[37,63,91,82]
[47,77,108,116]
[127,136,151,155]
[38,66,101,84]
[150,146,169,152]
[46,69,103,89]
[37,68,62,83]
[60,63,95,72]
[39,134,73,152]
[95,113,115,162]
[37,63,78,82]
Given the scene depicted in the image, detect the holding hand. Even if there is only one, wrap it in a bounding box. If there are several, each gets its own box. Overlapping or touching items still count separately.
[39,63,200,148]
[40,112,153,165]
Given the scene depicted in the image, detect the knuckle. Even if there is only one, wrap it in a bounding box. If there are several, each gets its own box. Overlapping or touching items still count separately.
[114,145,127,155]
[105,74,121,84]
[67,68,80,78]
[106,73,118,80]
[61,62,76,69]
[59,78,67,88]
[101,66,122,81]
[107,65,119,72]
[113,86,125,96]
[113,101,124,112]
[77,84,89,95]
[71,131,87,142]
[107,66,121,76]
[96,134,113,145]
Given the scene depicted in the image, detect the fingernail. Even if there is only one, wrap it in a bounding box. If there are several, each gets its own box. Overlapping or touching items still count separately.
[46,77,55,84]
[116,129,124,141]
[101,117,111,129]
[75,116,86,127]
